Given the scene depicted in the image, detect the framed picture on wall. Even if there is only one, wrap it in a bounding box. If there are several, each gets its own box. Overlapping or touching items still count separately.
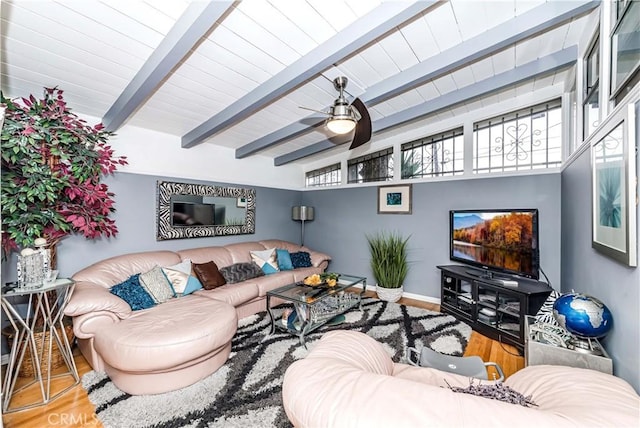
[591,101,637,267]
[378,184,412,214]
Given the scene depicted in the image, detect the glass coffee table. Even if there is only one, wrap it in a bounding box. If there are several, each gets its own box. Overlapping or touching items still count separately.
[266,273,366,347]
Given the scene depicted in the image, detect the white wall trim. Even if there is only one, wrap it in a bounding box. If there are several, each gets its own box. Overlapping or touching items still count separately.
[350,283,441,305]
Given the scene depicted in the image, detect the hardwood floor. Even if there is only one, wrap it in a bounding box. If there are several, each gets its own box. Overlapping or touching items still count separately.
[2,293,523,428]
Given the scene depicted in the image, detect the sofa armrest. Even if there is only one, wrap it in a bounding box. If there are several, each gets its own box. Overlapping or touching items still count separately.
[304,249,331,268]
[64,281,131,318]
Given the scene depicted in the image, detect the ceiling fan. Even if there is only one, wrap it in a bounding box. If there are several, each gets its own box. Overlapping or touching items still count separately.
[300,76,372,150]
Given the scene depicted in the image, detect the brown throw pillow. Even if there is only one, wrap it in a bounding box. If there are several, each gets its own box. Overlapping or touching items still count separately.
[192,261,226,290]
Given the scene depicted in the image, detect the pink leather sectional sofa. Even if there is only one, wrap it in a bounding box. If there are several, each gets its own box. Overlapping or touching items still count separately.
[283,331,640,427]
[64,239,330,395]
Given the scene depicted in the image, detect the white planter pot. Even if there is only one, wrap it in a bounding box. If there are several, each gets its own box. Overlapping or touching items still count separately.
[376,285,403,302]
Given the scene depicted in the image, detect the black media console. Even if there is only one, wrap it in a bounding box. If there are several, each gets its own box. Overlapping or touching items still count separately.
[437,265,552,352]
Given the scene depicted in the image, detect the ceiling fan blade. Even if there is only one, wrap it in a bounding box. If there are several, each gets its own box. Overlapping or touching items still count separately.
[349,98,371,150]
[298,106,331,116]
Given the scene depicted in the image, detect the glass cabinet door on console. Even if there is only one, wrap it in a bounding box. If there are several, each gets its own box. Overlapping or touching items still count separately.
[441,273,474,323]
[438,265,552,351]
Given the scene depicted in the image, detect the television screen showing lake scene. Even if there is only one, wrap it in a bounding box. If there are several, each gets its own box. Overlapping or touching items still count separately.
[451,211,537,277]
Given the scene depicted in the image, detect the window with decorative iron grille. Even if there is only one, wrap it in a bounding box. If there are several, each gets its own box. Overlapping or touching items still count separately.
[401,128,463,179]
[305,163,342,187]
[473,99,562,174]
[347,148,393,183]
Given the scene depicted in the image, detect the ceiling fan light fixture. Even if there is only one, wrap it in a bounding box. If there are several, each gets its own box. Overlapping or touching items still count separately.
[326,117,356,134]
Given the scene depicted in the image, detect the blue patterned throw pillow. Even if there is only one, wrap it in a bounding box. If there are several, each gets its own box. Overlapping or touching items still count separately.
[290,251,312,268]
[110,274,156,311]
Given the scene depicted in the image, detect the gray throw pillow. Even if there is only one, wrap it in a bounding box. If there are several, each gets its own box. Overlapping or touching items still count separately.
[219,262,265,284]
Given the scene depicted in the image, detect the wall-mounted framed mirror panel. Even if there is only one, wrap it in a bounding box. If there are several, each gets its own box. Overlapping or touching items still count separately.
[156,180,255,240]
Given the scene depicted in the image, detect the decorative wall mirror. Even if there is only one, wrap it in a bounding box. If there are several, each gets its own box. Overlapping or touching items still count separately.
[156,180,255,240]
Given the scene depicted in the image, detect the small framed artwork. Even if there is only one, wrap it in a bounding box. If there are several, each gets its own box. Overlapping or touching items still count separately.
[378,184,412,214]
[236,197,247,208]
[591,102,637,267]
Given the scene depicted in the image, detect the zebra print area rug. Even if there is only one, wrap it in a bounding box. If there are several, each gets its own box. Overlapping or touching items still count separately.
[82,297,471,428]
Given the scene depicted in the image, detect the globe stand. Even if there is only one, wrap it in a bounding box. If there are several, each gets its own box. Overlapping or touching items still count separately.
[567,336,605,356]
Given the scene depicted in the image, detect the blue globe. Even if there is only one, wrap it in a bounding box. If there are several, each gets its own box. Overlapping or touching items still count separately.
[553,293,613,338]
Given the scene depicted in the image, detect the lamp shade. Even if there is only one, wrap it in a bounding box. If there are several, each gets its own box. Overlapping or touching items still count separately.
[326,118,356,134]
[292,206,314,221]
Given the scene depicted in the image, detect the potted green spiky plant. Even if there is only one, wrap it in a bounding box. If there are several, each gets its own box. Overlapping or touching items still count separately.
[366,232,410,302]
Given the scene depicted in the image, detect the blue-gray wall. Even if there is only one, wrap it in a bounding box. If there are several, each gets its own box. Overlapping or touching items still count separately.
[560,107,640,393]
[301,173,562,299]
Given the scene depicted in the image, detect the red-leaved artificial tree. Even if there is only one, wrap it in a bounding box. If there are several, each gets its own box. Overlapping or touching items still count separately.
[1,87,127,259]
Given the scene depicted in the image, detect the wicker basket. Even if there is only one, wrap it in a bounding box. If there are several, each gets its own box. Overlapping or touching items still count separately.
[2,322,75,378]
[376,285,403,303]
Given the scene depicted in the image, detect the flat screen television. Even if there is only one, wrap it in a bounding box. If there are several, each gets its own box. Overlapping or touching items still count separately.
[172,202,215,226]
[450,209,539,279]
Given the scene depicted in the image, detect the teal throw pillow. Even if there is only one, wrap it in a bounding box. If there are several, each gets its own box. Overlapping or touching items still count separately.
[276,249,294,271]
[110,274,156,311]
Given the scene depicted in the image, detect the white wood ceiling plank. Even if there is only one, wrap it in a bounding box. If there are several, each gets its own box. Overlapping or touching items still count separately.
[496,86,517,102]
[449,104,469,117]
[1,70,110,115]
[143,0,191,20]
[415,81,441,101]
[450,0,489,41]
[3,51,127,96]
[100,0,177,35]
[358,43,400,81]
[491,48,516,75]
[464,98,485,114]
[396,89,427,107]
[400,15,440,62]
[514,80,535,96]
[51,0,163,50]
[423,2,463,52]
[164,59,248,101]
[481,1,516,32]
[2,7,148,69]
[335,55,382,88]
[344,0,382,18]
[206,26,286,77]
[481,93,500,108]
[378,31,420,72]
[142,83,227,119]
[431,74,458,96]
[470,57,495,82]
[535,25,570,58]
[450,67,476,89]
[533,73,556,91]
[563,15,590,48]
[237,1,317,56]
[320,69,364,97]
[222,8,301,66]
[193,38,273,85]
[515,38,541,67]
[374,98,408,116]
[515,0,546,17]
[306,0,355,33]
[269,0,337,39]
[1,28,136,79]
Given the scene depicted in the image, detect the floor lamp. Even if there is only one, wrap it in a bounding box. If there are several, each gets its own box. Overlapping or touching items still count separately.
[292,206,314,246]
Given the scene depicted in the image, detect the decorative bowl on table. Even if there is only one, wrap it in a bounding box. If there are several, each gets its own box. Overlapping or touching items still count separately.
[303,273,340,287]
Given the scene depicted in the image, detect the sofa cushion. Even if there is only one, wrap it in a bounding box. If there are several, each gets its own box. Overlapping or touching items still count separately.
[139,266,176,303]
[290,251,312,268]
[219,262,264,284]
[93,297,237,372]
[192,261,227,290]
[276,249,294,271]
[254,271,296,296]
[195,282,259,306]
[250,248,279,274]
[110,274,156,311]
[161,259,192,295]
